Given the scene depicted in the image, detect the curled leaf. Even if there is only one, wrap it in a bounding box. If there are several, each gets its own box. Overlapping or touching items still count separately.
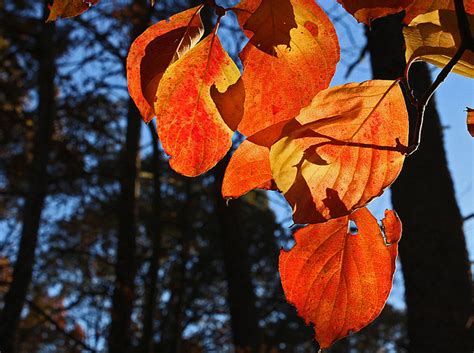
[236,0,340,138]
[47,0,99,21]
[154,33,241,177]
[222,140,275,199]
[279,207,402,349]
[127,6,204,122]
[404,10,474,78]
[270,80,408,224]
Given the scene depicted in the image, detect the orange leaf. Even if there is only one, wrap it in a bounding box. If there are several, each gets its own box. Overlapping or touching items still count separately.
[47,0,99,22]
[210,77,245,131]
[154,33,241,177]
[403,10,474,78]
[239,0,298,56]
[235,0,339,138]
[222,140,275,199]
[279,207,402,349]
[127,6,204,122]
[336,0,413,24]
[270,80,408,224]
[467,108,474,137]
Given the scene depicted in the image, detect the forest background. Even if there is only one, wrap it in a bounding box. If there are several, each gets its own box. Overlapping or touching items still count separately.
[0,0,473,352]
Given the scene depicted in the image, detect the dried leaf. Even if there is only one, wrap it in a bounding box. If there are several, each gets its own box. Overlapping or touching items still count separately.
[280,208,402,348]
[270,80,408,224]
[127,6,204,122]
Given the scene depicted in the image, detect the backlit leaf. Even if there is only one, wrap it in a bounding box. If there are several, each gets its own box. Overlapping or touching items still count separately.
[222,140,275,199]
[127,6,204,122]
[404,10,474,78]
[279,207,402,348]
[240,0,298,56]
[467,108,474,137]
[154,33,241,177]
[336,0,413,24]
[235,0,339,138]
[47,0,99,21]
[270,80,408,224]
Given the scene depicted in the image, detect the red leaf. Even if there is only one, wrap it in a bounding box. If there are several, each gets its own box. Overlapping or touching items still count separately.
[279,207,402,348]
[127,6,204,122]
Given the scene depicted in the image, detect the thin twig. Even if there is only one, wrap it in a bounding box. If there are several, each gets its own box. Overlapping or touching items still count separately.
[406,0,473,155]
[26,299,97,352]
[407,45,466,155]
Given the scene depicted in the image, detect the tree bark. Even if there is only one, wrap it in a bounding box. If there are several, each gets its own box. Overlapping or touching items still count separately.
[212,155,261,352]
[0,2,56,352]
[108,2,150,351]
[140,123,163,353]
[366,13,473,353]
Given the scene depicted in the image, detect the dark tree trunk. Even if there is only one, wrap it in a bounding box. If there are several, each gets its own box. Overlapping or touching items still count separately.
[160,180,192,353]
[140,123,163,353]
[0,3,56,352]
[108,2,150,351]
[212,155,261,352]
[366,13,473,353]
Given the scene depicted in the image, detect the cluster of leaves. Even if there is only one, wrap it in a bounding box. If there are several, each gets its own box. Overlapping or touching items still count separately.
[48,0,474,349]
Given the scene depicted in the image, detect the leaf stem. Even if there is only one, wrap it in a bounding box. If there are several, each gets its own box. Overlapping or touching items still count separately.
[406,45,466,155]
[406,0,473,155]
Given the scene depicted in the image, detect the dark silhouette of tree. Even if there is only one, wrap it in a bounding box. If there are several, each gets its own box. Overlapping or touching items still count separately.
[366,13,473,353]
[0,2,57,350]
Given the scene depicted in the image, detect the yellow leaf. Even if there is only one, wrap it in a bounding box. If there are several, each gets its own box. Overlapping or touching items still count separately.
[404,10,474,78]
[270,81,408,224]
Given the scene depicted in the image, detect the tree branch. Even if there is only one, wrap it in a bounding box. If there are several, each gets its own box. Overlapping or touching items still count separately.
[26,299,97,353]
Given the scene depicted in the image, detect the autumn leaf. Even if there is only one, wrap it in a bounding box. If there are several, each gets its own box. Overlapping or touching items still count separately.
[222,140,275,199]
[235,0,340,138]
[404,10,474,78]
[467,108,474,137]
[210,77,245,131]
[127,6,204,122]
[336,0,413,24]
[270,80,408,224]
[279,207,402,348]
[154,33,241,177]
[47,0,99,22]
[239,0,298,56]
